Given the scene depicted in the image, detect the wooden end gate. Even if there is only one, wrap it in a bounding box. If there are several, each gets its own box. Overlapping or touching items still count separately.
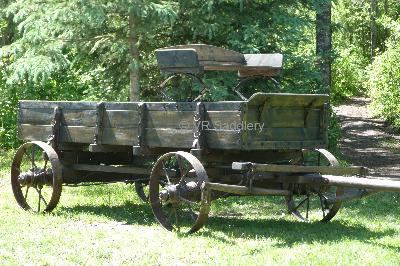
[11,44,400,233]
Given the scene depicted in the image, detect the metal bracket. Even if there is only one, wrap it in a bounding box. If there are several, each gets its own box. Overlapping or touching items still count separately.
[133,103,150,155]
[191,102,207,156]
[49,106,63,150]
[94,102,105,145]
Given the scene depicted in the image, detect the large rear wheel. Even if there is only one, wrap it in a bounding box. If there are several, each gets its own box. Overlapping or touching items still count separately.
[149,151,211,233]
[11,141,62,213]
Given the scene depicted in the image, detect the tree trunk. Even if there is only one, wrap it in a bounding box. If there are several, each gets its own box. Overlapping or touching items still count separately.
[370,0,378,59]
[0,14,14,47]
[128,12,140,102]
[316,0,332,94]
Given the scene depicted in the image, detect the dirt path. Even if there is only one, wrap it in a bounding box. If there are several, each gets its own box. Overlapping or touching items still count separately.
[334,98,400,179]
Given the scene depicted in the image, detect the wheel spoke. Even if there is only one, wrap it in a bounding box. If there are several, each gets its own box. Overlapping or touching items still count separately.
[37,189,41,213]
[172,204,180,232]
[43,159,48,171]
[293,196,308,212]
[24,150,37,169]
[35,187,48,208]
[31,146,36,169]
[319,194,326,218]
[161,161,171,184]
[176,155,184,177]
[24,187,30,200]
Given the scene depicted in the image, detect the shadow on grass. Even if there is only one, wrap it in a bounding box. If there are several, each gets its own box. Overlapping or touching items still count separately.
[56,202,155,226]
[202,216,397,249]
[54,198,399,252]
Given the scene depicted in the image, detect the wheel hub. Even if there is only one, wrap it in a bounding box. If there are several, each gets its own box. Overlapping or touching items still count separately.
[18,168,53,187]
[159,182,202,204]
[159,184,179,204]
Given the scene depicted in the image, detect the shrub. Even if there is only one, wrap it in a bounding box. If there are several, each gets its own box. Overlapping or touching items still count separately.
[367,29,400,129]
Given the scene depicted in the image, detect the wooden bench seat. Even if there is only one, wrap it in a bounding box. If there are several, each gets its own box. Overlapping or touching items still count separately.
[156,44,283,77]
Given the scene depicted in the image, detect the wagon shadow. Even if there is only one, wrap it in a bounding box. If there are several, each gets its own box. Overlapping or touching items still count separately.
[56,202,155,226]
[202,216,399,250]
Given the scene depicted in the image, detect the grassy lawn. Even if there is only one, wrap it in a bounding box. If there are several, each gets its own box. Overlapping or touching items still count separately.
[0,149,399,265]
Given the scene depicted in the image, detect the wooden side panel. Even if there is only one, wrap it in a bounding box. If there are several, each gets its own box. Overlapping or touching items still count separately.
[19,108,97,126]
[246,107,320,128]
[18,101,140,146]
[102,127,138,146]
[247,93,329,107]
[19,125,95,143]
[247,127,321,141]
[242,93,328,150]
[146,111,194,129]
[145,128,193,148]
[206,130,241,149]
[103,110,139,128]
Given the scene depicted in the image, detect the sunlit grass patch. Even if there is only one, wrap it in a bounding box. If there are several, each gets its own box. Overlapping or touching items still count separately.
[0,150,399,265]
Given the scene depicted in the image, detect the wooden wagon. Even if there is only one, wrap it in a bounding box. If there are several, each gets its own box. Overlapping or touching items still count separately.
[12,44,400,233]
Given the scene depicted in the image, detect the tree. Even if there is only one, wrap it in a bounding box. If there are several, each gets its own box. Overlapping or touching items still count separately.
[370,0,378,59]
[316,0,332,93]
[0,0,177,101]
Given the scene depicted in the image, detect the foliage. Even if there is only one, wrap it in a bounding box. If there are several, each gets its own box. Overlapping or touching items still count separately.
[0,0,400,148]
[367,21,400,129]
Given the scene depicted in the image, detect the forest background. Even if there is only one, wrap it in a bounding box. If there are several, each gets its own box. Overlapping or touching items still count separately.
[0,0,399,149]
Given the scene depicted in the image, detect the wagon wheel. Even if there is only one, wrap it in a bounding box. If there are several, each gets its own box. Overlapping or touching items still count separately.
[286,149,344,222]
[149,151,211,233]
[134,181,149,202]
[11,141,62,213]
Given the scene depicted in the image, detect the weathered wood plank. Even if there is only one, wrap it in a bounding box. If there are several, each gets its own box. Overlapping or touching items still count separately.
[246,107,321,128]
[19,101,97,110]
[247,127,321,141]
[245,140,326,150]
[244,54,283,68]
[20,101,139,111]
[247,163,369,176]
[145,102,197,111]
[247,93,329,107]
[18,124,95,143]
[19,108,97,126]
[206,130,241,149]
[203,102,243,111]
[102,127,138,146]
[238,54,283,77]
[145,128,193,148]
[146,111,194,129]
[156,49,201,74]
[18,124,53,141]
[145,110,241,130]
[104,102,139,110]
[158,44,245,63]
[103,110,139,128]
[70,164,150,175]
[19,124,138,145]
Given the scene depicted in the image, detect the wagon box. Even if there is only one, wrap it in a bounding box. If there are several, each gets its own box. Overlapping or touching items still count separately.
[17,93,328,151]
[11,44,400,234]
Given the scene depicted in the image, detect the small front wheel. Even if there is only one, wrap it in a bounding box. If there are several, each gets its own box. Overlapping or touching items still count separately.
[286,149,344,222]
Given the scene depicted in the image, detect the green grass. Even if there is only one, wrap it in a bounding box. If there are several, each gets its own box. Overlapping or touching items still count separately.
[0,150,399,265]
